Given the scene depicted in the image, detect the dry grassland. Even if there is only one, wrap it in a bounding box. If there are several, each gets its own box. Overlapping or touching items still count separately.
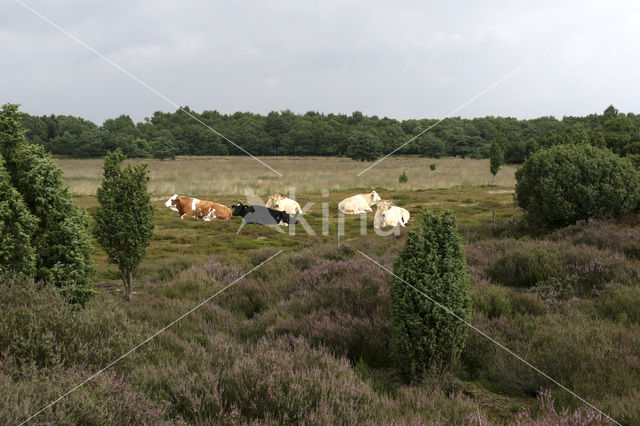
[56,155,517,196]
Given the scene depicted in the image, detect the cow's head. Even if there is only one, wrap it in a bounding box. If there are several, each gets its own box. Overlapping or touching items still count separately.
[165,194,180,211]
[371,190,381,204]
[267,194,283,209]
[232,202,246,216]
[282,211,298,225]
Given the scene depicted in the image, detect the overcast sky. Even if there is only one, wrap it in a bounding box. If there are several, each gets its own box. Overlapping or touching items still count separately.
[2,0,639,124]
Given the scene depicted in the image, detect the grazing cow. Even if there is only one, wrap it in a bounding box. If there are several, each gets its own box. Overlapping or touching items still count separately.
[164,194,232,221]
[265,194,303,215]
[231,202,297,226]
[374,200,410,228]
[338,191,381,214]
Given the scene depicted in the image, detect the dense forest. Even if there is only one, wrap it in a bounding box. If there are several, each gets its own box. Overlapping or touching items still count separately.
[19,105,640,163]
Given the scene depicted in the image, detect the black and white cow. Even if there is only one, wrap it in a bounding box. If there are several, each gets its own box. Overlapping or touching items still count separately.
[231,202,298,226]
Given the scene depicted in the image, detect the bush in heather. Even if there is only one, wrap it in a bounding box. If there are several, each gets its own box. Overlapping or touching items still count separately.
[463,311,640,422]
[0,104,94,304]
[391,209,471,380]
[489,243,561,288]
[1,366,167,425]
[270,258,393,367]
[595,286,640,325]
[515,144,640,228]
[0,276,142,370]
[0,154,37,277]
[220,335,384,424]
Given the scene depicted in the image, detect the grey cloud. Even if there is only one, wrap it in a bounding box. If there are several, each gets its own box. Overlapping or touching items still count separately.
[2,0,639,124]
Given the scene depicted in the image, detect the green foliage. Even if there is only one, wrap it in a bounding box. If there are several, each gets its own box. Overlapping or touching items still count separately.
[391,209,471,381]
[489,245,560,288]
[430,163,437,171]
[346,131,382,161]
[0,154,37,277]
[398,171,408,183]
[94,150,155,300]
[0,104,95,304]
[515,144,640,228]
[489,136,504,182]
[150,135,177,160]
[18,104,640,163]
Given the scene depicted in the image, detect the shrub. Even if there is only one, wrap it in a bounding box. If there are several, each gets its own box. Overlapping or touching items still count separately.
[489,244,560,288]
[0,154,37,277]
[490,138,504,183]
[399,170,408,183]
[391,209,471,380]
[220,335,383,424]
[270,258,393,367]
[94,149,155,300]
[430,163,437,171]
[472,285,511,319]
[515,144,640,228]
[596,286,640,325]
[0,104,94,304]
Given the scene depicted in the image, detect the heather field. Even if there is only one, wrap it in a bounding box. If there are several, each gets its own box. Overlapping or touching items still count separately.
[2,157,639,424]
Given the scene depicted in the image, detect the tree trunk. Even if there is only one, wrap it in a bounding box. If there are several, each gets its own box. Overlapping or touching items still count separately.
[121,269,133,301]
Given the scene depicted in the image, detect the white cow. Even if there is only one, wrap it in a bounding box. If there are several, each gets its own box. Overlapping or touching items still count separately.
[265,194,302,215]
[338,191,381,214]
[374,200,410,228]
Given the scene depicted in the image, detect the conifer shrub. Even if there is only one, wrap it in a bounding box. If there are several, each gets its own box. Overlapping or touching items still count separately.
[515,144,640,228]
[430,163,437,171]
[399,171,408,183]
[391,209,471,381]
[94,149,155,300]
[0,104,94,304]
[0,154,37,277]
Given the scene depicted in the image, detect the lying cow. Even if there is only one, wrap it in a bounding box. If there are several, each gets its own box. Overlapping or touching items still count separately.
[165,194,232,221]
[338,190,381,214]
[265,194,303,215]
[231,202,297,226]
[374,200,410,228]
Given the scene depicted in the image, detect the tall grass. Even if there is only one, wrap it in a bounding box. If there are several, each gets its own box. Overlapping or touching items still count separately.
[56,155,517,196]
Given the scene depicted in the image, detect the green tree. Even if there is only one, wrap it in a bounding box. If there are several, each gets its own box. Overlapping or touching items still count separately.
[391,209,471,381]
[515,144,640,228]
[94,150,155,300]
[150,135,177,160]
[0,104,95,304]
[346,131,382,161]
[399,171,408,183]
[490,136,504,183]
[0,154,37,277]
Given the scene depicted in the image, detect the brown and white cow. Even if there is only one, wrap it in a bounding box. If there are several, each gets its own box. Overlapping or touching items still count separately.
[265,193,302,215]
[338,191,381,214]
[164,194,232,221]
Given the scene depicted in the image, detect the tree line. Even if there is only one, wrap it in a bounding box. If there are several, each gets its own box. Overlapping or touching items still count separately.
[19,105,640,162]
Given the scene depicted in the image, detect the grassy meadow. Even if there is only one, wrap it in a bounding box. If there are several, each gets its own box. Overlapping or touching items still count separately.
[3,155,639,424]
[56,155,517,195]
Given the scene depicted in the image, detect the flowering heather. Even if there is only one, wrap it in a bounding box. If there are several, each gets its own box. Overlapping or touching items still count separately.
[516,390,611,425]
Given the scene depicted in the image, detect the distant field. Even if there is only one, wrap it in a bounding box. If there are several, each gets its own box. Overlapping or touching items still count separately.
[55,155,517,196]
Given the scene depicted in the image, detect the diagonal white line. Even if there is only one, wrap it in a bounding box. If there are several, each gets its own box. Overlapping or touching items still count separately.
[357,250,620,425]
[357,23,588,176]
[15,0,282,176]
[18,250,283,425]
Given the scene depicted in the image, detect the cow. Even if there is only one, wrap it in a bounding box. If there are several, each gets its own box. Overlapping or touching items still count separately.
[265,194,303,215]
[374,200,410,228]
[164,194,232,221]
[231,202,297,226]
[338,191,381,214]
